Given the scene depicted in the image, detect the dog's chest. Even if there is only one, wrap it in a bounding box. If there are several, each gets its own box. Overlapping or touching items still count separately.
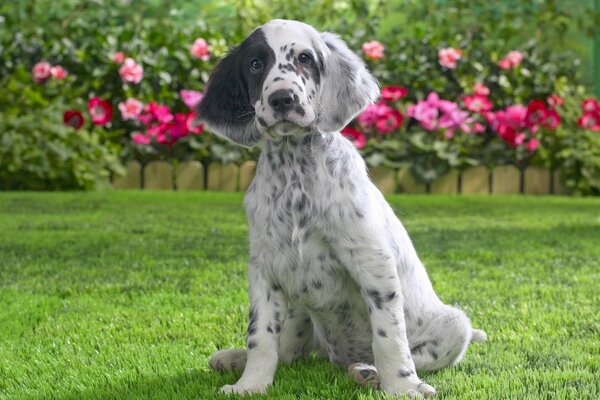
[244,141,353,309]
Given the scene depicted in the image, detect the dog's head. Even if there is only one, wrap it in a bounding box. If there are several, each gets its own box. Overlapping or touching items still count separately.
[197,19,379,146]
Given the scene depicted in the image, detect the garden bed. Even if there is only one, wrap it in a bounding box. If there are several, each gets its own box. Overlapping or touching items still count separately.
[113,160,568,195]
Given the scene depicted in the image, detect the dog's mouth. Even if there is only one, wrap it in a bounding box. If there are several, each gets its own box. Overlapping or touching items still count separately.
[260,119,315,139]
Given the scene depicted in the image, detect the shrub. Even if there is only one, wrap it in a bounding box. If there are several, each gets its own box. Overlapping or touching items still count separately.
[1,0,599,193]
[0,67,123,190]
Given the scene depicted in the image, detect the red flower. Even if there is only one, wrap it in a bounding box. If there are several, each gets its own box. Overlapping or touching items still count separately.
[341,126,367,149]
[464,94,493,113]
[87,97,113,126]
[376,109,403,134]
[582,98,600,114]
[186,112,204,134]
[541,109,560,130]
[578,112,600,131]
[63,110,84,129]
[526,100,559,132]
[381,86,408,102]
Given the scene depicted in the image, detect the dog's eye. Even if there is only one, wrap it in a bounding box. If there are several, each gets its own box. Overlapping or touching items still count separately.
[298,53,311,64]
[250,58,263,71]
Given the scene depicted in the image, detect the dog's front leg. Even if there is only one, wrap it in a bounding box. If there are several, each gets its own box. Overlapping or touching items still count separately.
[220,262,287,395]
[333,234,435,397]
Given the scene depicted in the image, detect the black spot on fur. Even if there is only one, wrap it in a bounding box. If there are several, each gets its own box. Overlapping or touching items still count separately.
[247,340,257,349]
[366,288,383,310]
[377,328,387,337]
[429,349,438,360]
[417,317,423,326]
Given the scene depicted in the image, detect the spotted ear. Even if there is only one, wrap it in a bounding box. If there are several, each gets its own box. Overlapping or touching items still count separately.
[317,33,379,133]
[196,46,262,147]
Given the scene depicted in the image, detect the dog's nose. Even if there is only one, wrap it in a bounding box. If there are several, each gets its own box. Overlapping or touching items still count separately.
[268,89,297,113]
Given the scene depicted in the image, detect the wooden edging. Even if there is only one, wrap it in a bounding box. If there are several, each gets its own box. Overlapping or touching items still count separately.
[112,160,568,195]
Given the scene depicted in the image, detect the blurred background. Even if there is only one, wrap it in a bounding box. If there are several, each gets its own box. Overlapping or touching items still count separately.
[1,0,599,194]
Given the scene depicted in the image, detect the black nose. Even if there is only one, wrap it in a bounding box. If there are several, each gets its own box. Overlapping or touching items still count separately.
[268,89,298,113]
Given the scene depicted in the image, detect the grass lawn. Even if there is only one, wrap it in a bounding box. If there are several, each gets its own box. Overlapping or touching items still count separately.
[0,191,598,400]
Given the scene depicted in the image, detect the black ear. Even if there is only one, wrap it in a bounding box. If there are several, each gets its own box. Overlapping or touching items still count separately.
[317,33,379,133]
[197,46,262,147]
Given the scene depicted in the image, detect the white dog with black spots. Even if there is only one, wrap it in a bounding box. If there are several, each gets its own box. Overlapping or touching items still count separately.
[197,19,486,398]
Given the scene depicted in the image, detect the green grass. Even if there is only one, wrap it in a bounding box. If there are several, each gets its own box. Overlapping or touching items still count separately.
[0,191,598,400]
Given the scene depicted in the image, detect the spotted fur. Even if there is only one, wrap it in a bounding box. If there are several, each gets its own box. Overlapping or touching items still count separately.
[199,19,486,398]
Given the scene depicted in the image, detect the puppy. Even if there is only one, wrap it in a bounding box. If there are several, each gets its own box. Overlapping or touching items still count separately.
[198,19,486,397]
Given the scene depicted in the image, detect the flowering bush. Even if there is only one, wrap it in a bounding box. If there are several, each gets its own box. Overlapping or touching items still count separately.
[1,0,599,193]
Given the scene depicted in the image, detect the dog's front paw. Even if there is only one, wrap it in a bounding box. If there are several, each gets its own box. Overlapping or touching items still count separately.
[220,382,269,395]
[382,380,436,398]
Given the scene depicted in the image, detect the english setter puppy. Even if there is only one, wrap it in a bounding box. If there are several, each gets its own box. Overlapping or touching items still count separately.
[198,19,486,398]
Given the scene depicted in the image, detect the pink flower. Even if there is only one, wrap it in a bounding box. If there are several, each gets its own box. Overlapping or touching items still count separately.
[358,102,389,127]
[506,51,524,67]
[578,112,600,131]
[132,132,151,145]
[474,83,490,96]
[190,38,210,61]
[113,52,125,64]
[63,110,84,129]
[497,58,512,70]
[180,90,204,109]
[88,97,113,126]
[526,138,540,152]
[439,108,473,134]
[145,102,173,124]
[186,112,204,134]
[498,50,524,70]
[50,66,68,80]
[472,122,486,134]
[438,99,459,114]
[464,94,493,113]
[381,86,408,102]
[118,98,144,120]
[362,41,384,60]
[32,61,52,83]
[407,95,440,131]
[146,124,166,143]
[547,94,564,108]
[438,47,462,69]
[119,58,143,84]
[582,98,600,114]
[341,126,367,149]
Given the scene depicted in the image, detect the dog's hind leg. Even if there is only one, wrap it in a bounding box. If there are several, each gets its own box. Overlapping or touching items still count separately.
[209,349,247,372]
[410,305,486,371]
[277,307,315,365]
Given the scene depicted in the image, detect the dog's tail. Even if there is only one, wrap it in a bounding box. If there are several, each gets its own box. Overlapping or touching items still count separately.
[471,328,487,343]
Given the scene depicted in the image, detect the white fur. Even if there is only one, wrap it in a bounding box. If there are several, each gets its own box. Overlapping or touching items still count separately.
[203,19,486,398]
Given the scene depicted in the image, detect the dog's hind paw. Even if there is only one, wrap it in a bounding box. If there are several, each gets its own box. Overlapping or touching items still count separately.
[209,348,247,372]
